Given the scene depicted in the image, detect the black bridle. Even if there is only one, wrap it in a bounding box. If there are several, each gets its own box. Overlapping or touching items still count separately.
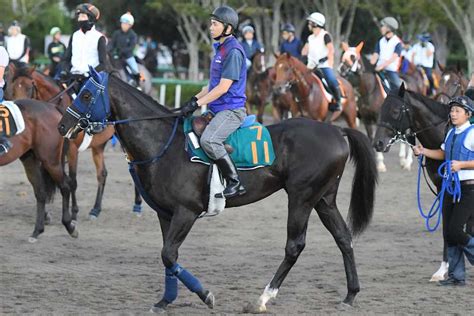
[377,94,447,151]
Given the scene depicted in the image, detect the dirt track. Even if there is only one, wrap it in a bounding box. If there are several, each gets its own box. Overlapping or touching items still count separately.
[1,133,474,315]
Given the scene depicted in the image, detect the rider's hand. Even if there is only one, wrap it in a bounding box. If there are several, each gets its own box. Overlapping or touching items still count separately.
[375,65,384,72]
[412,144,424,156]
[451,160,464,172]
[181,97,199,116]
[58,70,69,82]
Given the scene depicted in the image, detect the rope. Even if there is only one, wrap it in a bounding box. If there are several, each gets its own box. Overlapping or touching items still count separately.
[416,155,462,232]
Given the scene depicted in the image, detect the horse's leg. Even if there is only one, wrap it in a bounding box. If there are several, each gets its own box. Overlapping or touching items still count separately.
[20,154,47,242]
[366,122,387,172]
[404,144,413,171]
[245,196,312,313]
[89,142,108,219]
[272,103,282,123]
[152,208,214,312]
[399,143,407,168]
[44,160,76,238]
[315,190,359,306]
[132,186,143,215]
[257,100,265,124]
[68,144,80,221]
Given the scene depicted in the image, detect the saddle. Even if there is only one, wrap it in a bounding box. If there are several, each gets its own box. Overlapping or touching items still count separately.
[312,69,346,102]
[191,113,257,154]
[0,101,25,138]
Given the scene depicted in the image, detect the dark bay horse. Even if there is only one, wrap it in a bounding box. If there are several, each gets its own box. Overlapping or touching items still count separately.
[272,53,357,128]
[5,64,143,219]
[339,42,414,172]
[57,70,378,313]
[245,50,273,123]
[0,99,77,242]
[373,83,474,281]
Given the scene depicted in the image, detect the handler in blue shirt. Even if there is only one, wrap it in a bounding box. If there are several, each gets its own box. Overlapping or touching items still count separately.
[180,5,247,199]
[279,23,302,59]
[240,25,262,69]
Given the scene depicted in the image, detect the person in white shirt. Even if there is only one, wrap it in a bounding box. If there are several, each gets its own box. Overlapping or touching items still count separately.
[411,32,435,95]
[370,16,402,91]
[0,46,10,156]
[5,21,29,66]
[413,96,474,286]
[302,12,342,111]
[59,3,108,93]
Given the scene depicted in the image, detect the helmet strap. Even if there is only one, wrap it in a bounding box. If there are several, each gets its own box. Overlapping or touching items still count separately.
[213,23,232,41]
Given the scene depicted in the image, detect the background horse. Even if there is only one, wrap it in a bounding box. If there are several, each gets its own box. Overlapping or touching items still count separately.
[0,99,76,242]
[339,42,413,172]
[245,50,273,123]
[373,84,474,281]
[434,68,468,103]
[272,53,357,128]
[5,63,143,219]
[109,53,155,96]
[58,71,378,313]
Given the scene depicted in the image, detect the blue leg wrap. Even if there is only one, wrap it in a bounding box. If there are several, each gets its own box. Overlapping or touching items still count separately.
[133,203,142,213]
[163,268,178,303]
[170,263,204,293]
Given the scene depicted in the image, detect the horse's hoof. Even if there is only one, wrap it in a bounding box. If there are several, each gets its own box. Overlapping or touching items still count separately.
[89,208,101,218]
[242,302,266,314]
[89,214,98,221]
[69,226,79,239]
[133,204,143,216]
[28,237,38,243]
[337,302,354,311]
[204,291,215,309]
[377,164,387,173]
[44,213,52,225]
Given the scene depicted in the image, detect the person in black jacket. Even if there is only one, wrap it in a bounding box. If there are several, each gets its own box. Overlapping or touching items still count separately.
[47,27,66,78]
[107,12,139,86]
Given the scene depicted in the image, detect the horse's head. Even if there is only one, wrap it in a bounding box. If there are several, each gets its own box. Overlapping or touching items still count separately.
[273,53,299,95]
[374,83,413,152]
[58,66,110,139]
[435,70,465,103]
[338,41,364,78]
[6,65,37,99]
[251,48,266,74]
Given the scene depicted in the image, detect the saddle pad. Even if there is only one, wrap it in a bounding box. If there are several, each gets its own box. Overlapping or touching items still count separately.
[0,101,25,137]
[183,116,275,169]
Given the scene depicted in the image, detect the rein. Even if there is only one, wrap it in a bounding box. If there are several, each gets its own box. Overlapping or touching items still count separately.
[47,80,77,103]
[416,155,461,232]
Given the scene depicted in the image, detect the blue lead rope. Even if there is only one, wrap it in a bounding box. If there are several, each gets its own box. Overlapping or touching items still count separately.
[416,155,462,232]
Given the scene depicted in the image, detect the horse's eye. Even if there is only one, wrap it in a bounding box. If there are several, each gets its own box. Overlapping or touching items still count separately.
[390,106,401,119]
[81,90,92,103]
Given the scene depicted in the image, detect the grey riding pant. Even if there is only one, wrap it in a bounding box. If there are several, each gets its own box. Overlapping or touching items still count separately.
[200,108,247,160]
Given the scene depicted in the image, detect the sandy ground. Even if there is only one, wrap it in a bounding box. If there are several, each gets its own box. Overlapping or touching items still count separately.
[1,125,474,315]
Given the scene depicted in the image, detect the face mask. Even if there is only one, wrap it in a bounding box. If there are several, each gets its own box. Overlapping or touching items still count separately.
[78,20,94,32]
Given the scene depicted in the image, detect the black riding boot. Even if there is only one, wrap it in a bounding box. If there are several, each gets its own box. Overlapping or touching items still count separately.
[214,154,246,198]
[0,137,12,157]
[329,87,342,112]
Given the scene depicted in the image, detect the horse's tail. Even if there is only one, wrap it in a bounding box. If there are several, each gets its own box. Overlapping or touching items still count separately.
[41,166,57,203]
[343,127,378,236]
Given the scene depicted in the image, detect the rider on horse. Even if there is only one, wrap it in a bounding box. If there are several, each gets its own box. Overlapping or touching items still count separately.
[279,23,302,60]
[413,96,474,286]
[107,12,140,87]
[181,5,247,199]
[303,12,342,112]
[412,32,435,95]
[240,25,262,70]
[370,16,402,91]
[0,45,10,157]
[59,3,108,94]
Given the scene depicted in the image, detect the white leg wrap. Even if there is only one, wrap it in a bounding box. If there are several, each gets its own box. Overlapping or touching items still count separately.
[430,261,449,282]
[258,284,279,309]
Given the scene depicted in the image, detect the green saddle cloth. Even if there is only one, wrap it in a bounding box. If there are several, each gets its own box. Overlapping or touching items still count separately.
[183,117,275,169]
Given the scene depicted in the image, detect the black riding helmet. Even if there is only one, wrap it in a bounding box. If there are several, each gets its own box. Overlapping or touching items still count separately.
[448,96,474,114]
[76,3,100,22]
[281,23,296,33]
[210,6,239,40]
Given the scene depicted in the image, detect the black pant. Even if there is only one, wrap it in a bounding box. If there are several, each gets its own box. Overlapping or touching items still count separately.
[443,184,474,247]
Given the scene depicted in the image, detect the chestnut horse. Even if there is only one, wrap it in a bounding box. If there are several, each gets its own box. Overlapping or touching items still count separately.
[5,63,143,219]
[434,68,469,103]
[272,53,357,128]
[0,99,77,242]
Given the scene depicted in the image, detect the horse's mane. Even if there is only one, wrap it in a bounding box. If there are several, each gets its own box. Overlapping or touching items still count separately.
[109,75,172,114]
[408,90,449,119]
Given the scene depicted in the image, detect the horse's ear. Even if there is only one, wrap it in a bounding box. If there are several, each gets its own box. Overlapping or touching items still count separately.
[355,41,364,54]
[89,65,100,81]
[9,62,16,72]
[273,52,280,59]
[341,42,349,52]
[437,61,445,72]
[398,82,406,97]
[286,52,291,59]
[27,65,36,75]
